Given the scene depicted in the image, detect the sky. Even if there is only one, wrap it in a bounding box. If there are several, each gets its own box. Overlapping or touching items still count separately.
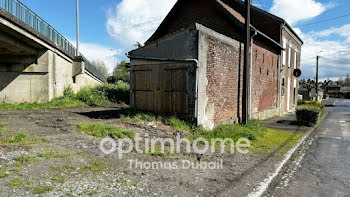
[20,0,350,80]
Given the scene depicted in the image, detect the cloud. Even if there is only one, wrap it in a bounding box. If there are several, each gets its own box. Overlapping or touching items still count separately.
[270,0,326,25]
[78,42,123,75]
[312,24,350,44]
[106,0,177,47]
[295,27,350,80]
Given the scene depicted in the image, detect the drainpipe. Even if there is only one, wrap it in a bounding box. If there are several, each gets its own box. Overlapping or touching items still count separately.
[126,55,199,119]
[249,31,258,119]
[279,24,284,116]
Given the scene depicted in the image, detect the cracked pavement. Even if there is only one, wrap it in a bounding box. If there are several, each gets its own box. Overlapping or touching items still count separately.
[266,99,350,197]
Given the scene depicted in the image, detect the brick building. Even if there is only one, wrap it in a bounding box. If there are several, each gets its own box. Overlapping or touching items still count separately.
[128,0,303,129]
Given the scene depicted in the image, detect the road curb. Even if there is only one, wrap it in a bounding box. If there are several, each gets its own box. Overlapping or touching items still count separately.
[247,112,327,197]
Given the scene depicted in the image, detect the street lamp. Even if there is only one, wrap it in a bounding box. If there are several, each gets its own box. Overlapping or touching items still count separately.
[316,50,323,101]
[76,0,79,56]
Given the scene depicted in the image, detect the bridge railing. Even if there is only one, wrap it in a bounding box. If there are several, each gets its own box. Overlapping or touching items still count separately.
[0,0,107,82]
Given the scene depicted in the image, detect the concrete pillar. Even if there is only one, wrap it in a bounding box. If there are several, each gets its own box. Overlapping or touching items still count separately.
[72,56,85,76]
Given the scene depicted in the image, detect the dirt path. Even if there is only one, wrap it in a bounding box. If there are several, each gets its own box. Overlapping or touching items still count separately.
[0,105,290,197]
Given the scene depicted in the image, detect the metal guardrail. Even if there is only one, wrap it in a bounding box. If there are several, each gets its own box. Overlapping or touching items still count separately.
[0,0,107,82]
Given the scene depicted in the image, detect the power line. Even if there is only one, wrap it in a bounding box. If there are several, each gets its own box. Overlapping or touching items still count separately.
[301,49,350,61]
[321,57,350,64]
[301,57,316,61]
[296,13,350,27]
[321,49,350,57]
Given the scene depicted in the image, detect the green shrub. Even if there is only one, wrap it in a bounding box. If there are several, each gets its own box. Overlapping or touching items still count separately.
[296,104,322,127]
[75,87,109,106]
[94,82,130,104]
[298,100,325,110]
[63,86,75,98]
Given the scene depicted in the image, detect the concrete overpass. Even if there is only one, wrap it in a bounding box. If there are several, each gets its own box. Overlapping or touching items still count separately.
[0,0,106,104]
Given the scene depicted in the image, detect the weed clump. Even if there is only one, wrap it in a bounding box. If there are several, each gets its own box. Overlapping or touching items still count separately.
[77,122,135,139]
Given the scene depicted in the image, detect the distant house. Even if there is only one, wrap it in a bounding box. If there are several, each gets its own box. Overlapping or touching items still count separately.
[340,87,350,98]
[128,0,303,129]
[325,81,342,98]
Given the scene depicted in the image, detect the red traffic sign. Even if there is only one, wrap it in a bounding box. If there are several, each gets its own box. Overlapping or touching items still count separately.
[293,69,302,77]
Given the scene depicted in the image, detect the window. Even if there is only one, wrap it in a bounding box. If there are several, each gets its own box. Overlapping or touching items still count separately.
[282,37,287,66]
[288,46,292,68]
[294,50,297,69]
[267,69,269,76]
[255,50,258,61]
[281,78,285,96]
[260,67,262,74]
[263,53,265,64]
[72,76,76,83]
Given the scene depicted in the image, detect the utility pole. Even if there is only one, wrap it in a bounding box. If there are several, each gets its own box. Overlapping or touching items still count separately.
[316,56,319,101]
[242,0,251,125]
[76,0,80,56]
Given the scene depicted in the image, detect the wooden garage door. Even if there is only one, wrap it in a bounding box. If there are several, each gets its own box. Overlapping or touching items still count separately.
[133,63,188,115]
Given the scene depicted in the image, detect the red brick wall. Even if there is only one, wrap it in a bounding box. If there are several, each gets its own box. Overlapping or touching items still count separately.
[205,35,280,124]
[251,41,280,115]
[206,36,244,123]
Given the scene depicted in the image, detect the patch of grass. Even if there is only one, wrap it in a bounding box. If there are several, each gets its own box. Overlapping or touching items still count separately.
[0,83,129,111]
[79,159,105,172]
[13,155,37,165]
[123,180,136,187]
[2,132,27,144]
[37,151,71,159]
[144,145,174,157]
[164,116,192,132]
[77,122,135,139]
[84,189,98,196]
[188,120,265,143]
[0,123,7,135]
[187,120,304,156]
[6,178,33,189]
[120,110,159,122]
[0,132,46,148]
[120,110,193,132]
[0,96,85,111]
[0,169,10,178]
[251,129,304,155]
[51,174,66,184]
[32,185,54,194]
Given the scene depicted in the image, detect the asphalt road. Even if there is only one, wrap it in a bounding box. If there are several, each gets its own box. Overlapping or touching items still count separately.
[267,99,350,197]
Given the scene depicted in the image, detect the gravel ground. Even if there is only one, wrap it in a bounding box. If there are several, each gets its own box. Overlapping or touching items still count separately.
[0,105,296,197]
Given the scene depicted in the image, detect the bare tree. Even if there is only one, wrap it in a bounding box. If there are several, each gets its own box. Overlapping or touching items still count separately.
[91,60,109,77]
